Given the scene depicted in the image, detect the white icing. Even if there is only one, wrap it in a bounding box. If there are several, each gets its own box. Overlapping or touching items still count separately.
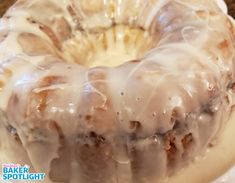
[216,0,228,14]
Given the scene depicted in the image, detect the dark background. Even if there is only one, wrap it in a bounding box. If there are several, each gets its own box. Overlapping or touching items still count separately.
[226,0,235,17]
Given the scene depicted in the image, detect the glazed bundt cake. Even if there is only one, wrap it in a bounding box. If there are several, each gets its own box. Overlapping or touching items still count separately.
[0,0,235,183]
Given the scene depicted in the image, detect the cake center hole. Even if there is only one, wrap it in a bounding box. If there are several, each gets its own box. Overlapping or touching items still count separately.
[63,25,157,68]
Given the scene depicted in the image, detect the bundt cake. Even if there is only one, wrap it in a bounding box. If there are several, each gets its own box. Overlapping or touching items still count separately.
[0,0,235,183]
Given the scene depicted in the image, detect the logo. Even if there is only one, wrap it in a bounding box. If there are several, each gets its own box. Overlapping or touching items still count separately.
[2,164,45,181]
